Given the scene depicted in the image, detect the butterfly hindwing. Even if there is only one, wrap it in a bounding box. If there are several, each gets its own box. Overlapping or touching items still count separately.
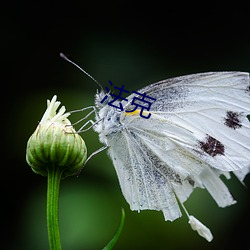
[107,127,183,221]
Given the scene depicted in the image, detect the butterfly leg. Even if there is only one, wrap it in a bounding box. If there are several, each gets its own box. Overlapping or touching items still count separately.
[68,106,101,132]
[85,145,108,165]
[70,106,96,126]
[77,117,105,133]
[77,145,108,176]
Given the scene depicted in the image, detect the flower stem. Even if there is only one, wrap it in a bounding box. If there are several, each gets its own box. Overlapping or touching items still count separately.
[47,165,63,250]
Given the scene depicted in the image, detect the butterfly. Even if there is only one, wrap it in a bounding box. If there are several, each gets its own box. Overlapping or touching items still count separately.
[92,72,250,241]
[61,55,250,241]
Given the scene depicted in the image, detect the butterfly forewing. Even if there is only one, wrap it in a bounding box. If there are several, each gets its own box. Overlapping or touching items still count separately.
[123,72,250,172]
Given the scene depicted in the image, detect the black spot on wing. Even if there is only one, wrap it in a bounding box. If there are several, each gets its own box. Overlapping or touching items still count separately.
[224,111,243,130]
[199,135,225,157]
[186,177,195,186]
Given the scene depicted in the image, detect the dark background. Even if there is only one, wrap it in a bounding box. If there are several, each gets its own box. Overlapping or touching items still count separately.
[2,1,250,250]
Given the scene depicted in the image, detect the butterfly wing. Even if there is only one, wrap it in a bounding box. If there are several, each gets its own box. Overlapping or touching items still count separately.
[107,125,182,221]
[106,72,250,221]
[124,72,250,173]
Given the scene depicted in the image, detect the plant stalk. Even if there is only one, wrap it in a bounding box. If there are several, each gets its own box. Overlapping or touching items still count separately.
[47,165,63,250]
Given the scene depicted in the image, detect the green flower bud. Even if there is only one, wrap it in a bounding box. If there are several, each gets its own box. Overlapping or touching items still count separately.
[26,95,87,178]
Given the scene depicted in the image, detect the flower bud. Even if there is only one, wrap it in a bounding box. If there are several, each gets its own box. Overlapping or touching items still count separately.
[26,95,87,178]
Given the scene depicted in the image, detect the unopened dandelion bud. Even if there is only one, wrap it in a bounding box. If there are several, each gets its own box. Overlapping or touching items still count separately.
[26,95,87,178]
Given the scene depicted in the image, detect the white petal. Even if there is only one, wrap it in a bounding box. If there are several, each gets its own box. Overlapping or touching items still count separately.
[188,215,213,242]
[40,95,71,125]
[40,95,58,123]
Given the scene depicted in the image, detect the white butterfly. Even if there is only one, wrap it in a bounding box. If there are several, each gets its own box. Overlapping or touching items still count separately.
[89,72,250,241]
[61,53,250,242]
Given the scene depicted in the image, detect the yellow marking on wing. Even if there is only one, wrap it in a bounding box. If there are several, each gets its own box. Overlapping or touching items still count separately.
[125,110,141,116]
[125,110,150,116]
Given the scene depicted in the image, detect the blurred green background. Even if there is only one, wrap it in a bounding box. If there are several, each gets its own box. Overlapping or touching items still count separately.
[2,2,250,250]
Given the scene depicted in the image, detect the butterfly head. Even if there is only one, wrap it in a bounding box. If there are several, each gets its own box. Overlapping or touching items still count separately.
[95,89,111,109]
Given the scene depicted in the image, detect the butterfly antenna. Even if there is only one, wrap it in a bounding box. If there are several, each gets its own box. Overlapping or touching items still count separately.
[60,53,104,91]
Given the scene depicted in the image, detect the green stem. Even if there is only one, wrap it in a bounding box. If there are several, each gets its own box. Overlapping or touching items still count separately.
[47,165,63,250]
